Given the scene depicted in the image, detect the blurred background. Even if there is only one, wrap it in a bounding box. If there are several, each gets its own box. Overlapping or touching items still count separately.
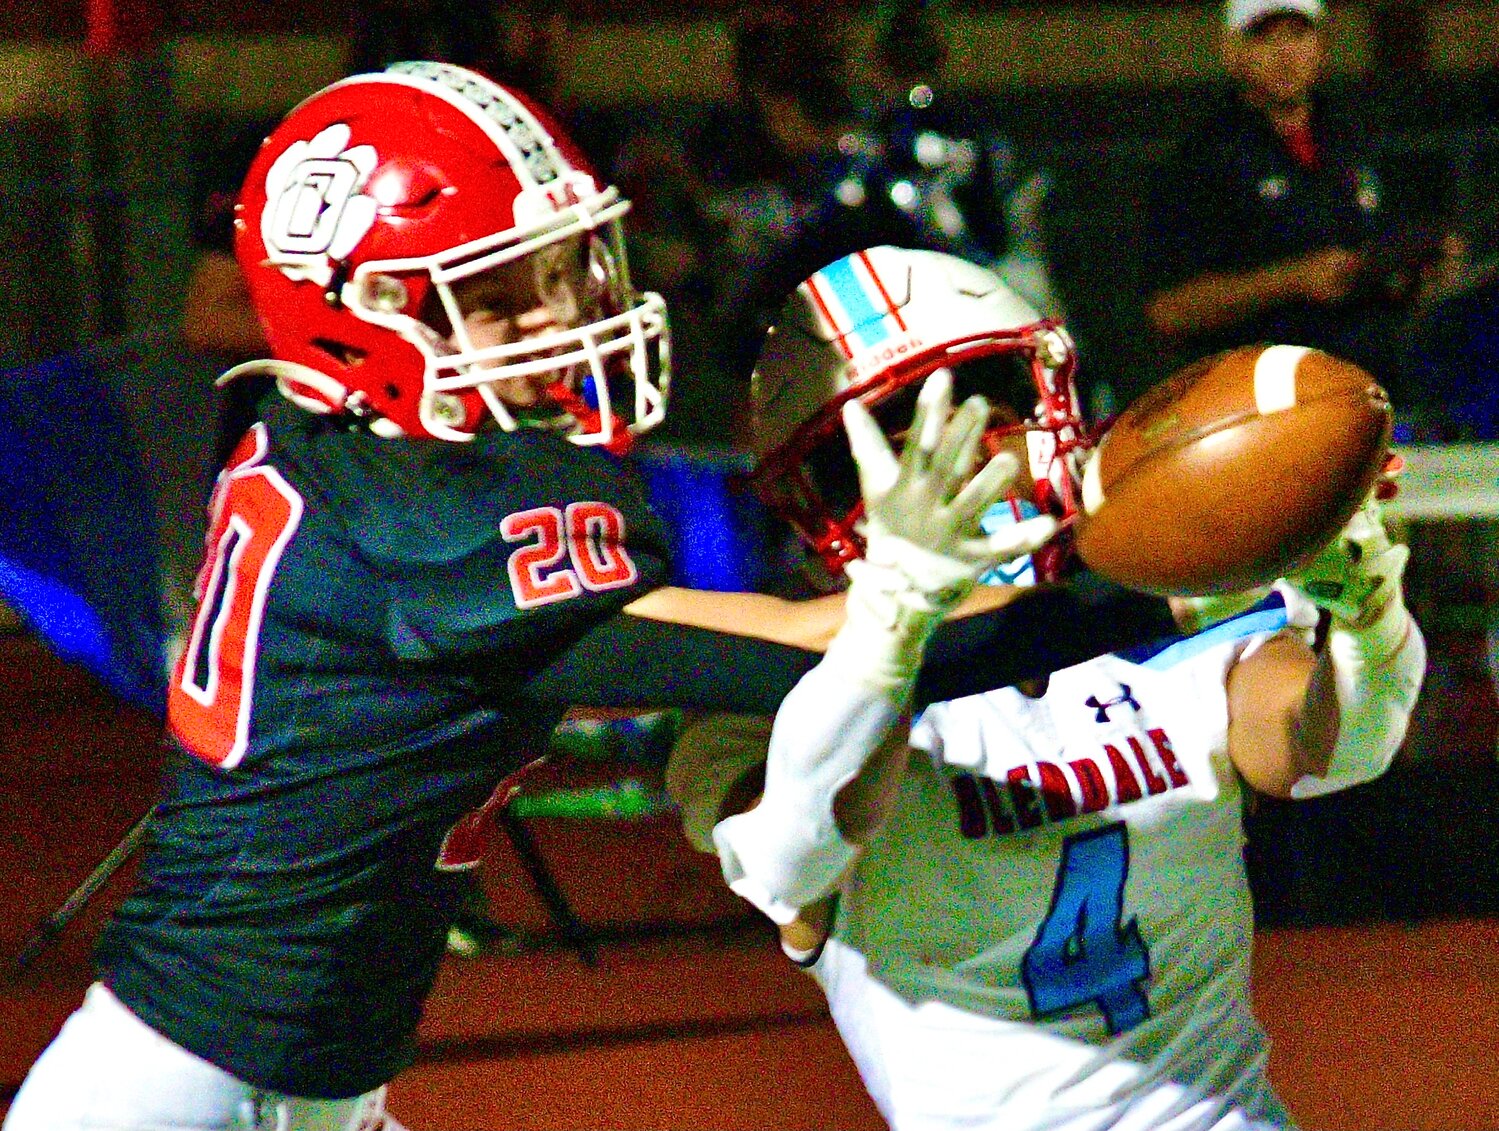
[0,1,1496,1127]
[2,0,1496,427]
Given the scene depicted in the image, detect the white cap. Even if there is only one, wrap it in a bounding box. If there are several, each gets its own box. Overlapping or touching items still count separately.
[1224,0,1323,32]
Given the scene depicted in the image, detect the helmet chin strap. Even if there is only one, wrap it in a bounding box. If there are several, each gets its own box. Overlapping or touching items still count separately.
[543,379,634,456]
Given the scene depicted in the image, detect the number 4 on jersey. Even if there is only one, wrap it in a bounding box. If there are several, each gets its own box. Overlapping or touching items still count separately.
[1022,822,1151,1034]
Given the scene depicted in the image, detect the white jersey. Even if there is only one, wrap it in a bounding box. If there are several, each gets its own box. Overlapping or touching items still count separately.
[816,592,1317,1131]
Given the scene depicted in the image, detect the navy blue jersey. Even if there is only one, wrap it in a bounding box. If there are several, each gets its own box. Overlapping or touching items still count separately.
[100,398,676,1098]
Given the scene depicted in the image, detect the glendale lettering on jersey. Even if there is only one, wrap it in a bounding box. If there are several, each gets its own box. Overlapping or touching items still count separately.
[950,727,1189,837]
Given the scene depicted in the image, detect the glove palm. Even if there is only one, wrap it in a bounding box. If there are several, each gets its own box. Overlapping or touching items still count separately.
[842,369,1058,619]
[828,370,1058,689]
[1288,495,1407,627]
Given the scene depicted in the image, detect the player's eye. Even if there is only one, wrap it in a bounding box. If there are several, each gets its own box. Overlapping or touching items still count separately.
[451,271,529,322]
[533,239,593,316]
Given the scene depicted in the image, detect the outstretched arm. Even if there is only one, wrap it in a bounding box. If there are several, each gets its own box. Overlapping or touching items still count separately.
[528,574,1175,714]
[710,372,1054,922]
[1226,497,1425,798]
[665,711,864,965]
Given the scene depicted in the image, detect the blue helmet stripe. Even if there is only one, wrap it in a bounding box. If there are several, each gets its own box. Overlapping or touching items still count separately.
[818,254,893,352]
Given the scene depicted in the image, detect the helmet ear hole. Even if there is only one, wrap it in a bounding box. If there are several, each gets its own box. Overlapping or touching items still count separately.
[310,338,367,368]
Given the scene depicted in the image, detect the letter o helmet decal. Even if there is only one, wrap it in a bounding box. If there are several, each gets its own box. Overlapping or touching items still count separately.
[261,123,379,287]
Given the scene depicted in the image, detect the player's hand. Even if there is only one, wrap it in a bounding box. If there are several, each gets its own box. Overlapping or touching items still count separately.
[1286,493,1408,627]
[842,369,1057,615]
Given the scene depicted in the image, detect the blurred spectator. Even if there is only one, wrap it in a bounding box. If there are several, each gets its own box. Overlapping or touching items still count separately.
[857,0,1062,315]
[181,117,277,465]
[610,4,1064,443]
[609,125,727,442]
[348,0,566,103]
[609,11,900,440]
[1141,0,1465,400]
[700,11,913,390]
[685,5,1061,419]
[181,120,271,365]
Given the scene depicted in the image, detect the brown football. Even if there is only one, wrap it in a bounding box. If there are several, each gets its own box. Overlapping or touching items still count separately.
[1074,344,1392,595]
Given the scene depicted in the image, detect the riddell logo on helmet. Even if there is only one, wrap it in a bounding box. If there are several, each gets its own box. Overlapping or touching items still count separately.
[847,335,926,380]
[514,171,600,228]
[261,123,379,288]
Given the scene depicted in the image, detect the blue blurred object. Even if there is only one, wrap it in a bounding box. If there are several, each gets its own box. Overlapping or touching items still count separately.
[0,330,222,716]
[631,443,772,592]
[0,345,169,714]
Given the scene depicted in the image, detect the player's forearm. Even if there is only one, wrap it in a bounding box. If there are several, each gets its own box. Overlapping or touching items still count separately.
[668,711,908,857]
[666,716,846,965]
[711,494,988,923]
[1144,264,1300,338]
[622,586,848,652]
[623,583,1022,654]
[1284,498,1427,798]
[712,660,910,923]
[1226,631,1323,797]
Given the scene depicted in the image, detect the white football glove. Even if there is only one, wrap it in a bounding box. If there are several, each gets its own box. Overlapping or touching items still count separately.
[1287,494,1409,629]
[712,373,1057,921]
[831,370,1058,689]
[1285,493,1425,798]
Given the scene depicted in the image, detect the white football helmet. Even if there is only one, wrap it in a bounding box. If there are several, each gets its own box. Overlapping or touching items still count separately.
[745,246,1089,579]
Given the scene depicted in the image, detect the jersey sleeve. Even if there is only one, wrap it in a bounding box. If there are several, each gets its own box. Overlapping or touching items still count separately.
[665,713,773,853]
[523,575,1176,714]
[914,574,1177,706]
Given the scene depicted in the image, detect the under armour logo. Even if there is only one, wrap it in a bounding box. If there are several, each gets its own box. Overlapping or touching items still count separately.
[1086,684,1140,723]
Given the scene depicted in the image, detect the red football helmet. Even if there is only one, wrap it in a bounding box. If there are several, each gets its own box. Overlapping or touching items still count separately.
[231,61,669,447]
[745,246,1089,581]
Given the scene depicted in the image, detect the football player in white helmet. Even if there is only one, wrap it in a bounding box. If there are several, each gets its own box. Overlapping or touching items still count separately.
[669,245,1426,1131]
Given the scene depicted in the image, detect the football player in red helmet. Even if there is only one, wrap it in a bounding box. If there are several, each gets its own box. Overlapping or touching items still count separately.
[230,59,668,450]
[5,68,1190,1131]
